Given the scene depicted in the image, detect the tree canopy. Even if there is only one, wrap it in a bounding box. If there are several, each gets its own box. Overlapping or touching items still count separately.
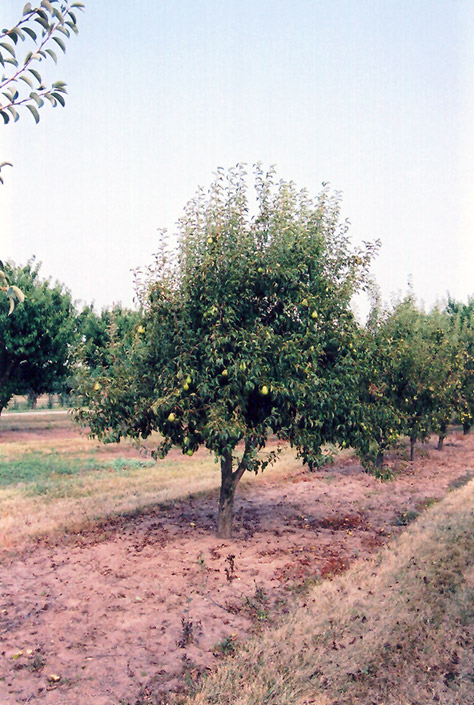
[76,165,378,536]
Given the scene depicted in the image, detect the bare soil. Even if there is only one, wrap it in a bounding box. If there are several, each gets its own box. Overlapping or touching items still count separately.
[1,429,474,705]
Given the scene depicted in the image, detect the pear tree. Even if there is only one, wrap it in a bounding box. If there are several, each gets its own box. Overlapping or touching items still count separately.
[76,166,377,537]
[350,316,403,474]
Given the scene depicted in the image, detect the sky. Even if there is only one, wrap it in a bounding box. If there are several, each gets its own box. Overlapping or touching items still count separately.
[1,0,473,317]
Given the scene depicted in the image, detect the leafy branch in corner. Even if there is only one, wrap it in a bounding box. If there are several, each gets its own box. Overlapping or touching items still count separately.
[0,1,84,125]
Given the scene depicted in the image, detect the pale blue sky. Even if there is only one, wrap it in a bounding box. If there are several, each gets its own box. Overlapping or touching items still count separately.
[1,1,473,315]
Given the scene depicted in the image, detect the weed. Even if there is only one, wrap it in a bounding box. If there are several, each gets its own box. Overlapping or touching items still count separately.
[28,651,45,672]
[394,509,419,526]
[244,584,269,622]
[213,634,238,657]
[224,554,236,582]
[177,617,198,648]
[196,552,207,571]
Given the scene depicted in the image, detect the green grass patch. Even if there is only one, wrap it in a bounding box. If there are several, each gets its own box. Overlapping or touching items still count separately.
[0,451,156,497]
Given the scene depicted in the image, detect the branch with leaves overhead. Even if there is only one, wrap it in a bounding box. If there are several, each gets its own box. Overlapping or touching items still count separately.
[0,261,25,314]
[0,0,84,124]
[1,1,84,312]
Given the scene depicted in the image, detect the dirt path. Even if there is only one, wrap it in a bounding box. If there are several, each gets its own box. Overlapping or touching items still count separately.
[1,433,473,705]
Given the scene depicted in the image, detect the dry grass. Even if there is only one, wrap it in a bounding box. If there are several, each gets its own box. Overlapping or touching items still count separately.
[185,479,474,705]
[0,420,302,549]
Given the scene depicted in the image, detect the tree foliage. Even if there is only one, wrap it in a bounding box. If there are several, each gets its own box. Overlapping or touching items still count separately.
[0,259,76,413]
[353,295,467,467]
[76,303,143,376]
[351,317,403,474]
[446,297,474,434]
[75,165,378,536]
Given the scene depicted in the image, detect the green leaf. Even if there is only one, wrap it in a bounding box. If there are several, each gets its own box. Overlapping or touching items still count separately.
[52,36,66,53]
[34,16,49,30]
[0,110,10,124]
[8,29,19,45]
[43,93,57,106]
[29,91,44,108]
[22,26,37,41]
[0,42,16,58]
[51,91,65,107]
[41,0,54,13]
[23,3,33,15]
[52,7,65,24]
[45,48,57,63]
[26,103,40,123]
[28,68,42,84]
[19,74,34,88]
[65,20,78,34]
[6,106,19,122]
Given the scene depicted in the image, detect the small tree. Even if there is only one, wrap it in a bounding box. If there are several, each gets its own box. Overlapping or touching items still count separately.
[423,307,464,450]
[76,166,377,537]
[351,307,404,473]
[446,298,474,435]
[377,298,463,460]
[0,259,76,413]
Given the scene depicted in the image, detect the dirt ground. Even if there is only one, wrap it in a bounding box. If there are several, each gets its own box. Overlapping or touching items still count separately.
[1,429,474,705]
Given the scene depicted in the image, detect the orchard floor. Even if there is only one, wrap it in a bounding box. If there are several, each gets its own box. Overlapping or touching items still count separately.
[1,428,474,705]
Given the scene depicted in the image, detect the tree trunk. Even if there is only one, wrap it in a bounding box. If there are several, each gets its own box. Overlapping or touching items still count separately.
[375,450,384,468]
[463,422,471,436]
[410,436,415,462]
[216,442,254,538]
[217,451,235,538]
[437,422,447,451]
[27,391,38,409]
